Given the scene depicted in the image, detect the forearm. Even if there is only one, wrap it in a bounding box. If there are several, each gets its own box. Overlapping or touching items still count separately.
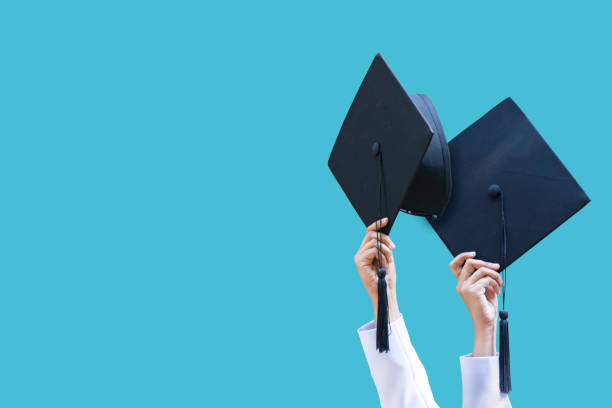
[463,320,511,406]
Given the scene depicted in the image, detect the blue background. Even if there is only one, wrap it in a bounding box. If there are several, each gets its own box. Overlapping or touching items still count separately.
[1,1,609,406]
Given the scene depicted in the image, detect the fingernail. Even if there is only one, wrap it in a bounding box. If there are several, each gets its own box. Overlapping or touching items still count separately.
[470,251,476,256]
[493,263,500,268]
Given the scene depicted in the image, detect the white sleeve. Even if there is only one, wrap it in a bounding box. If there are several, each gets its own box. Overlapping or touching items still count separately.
[358,316,439,408]
[460,354,512,408]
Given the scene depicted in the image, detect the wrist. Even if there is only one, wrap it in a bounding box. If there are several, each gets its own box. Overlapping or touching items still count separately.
[472,325,496,356]
[388,299,401,323]
[373,290,400,326]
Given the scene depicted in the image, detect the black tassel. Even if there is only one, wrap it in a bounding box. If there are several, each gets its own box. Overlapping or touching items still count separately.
[499,310,511,393]
[376,267,389,352]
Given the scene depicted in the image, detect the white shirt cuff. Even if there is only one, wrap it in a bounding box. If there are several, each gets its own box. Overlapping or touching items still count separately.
[460,354,511,408]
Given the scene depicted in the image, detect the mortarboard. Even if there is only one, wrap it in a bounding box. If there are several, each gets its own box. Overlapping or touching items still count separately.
[429,97,590,392]
[329,54,452,352]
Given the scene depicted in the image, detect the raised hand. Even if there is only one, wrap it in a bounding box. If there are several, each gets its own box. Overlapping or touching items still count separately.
[354,218,400,324]
[449,252,503,356]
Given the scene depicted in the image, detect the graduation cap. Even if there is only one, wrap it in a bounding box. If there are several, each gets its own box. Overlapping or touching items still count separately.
[429,97,590,393]
[329,54,452,352]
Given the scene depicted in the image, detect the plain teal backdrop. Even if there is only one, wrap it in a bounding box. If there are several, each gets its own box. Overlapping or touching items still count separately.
[1,0,610,406]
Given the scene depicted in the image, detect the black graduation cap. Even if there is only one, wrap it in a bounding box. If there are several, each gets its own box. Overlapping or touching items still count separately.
[329,54,451,233]
[429,97,590,393]
[329,54,452,352]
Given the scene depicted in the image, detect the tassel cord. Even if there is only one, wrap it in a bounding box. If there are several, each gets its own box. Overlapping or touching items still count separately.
[497,187,511,393]
[375,149,389,352]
